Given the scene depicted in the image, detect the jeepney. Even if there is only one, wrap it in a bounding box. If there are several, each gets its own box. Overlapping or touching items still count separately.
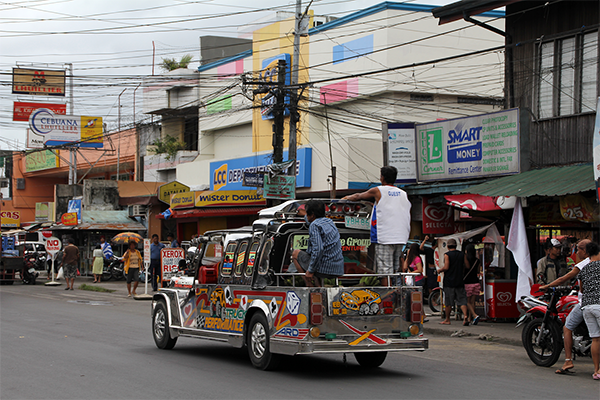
[151,200,428,370]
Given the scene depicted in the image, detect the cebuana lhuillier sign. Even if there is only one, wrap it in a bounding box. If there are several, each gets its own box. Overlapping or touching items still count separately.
[416,108,519,182]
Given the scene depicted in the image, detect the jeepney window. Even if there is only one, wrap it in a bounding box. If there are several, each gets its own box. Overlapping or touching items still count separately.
[201,242,223,268]
[245,240,260,277]
[257,239,273,275]
[221,242,238,277]
[234,241,248,277]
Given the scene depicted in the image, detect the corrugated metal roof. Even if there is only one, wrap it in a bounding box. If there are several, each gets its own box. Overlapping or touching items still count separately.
[454,164,595,197]
[53,210,146,231]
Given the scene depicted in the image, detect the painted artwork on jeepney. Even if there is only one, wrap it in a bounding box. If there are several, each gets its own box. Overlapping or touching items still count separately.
[332,288,396,316]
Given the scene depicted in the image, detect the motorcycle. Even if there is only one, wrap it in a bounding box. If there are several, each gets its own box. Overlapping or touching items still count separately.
[22,254,40,285]
[519,285,591,367]
[101,258,113,281]
[109,256,124,281]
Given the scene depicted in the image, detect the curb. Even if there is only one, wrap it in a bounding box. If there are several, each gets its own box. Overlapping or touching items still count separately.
[423,326,523,348]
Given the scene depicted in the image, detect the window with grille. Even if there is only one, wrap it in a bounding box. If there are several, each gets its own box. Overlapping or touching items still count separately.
[537,31,598,118]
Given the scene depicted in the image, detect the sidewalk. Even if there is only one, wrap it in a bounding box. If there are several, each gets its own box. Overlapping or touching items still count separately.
[423,312,522,347]
[44,273,155,299]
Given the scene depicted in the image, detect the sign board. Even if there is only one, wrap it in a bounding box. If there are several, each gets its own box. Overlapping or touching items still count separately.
[29,109,103,148]
[264,174,295,200]
[416,108,520,182]
[27,128,45,149]
[422,196,458,234]
[170,191,195,209]
[45,237,62,257]
[385,122,417,183]
[209,147,311,191]
[143,239,151,266]
[61,212,78,226]
[12,68,66,96]
[25,150,59,172]
[161,248,184,283]
[1,211,21,228]
[35,202,55,222]
[242,171,265,187]
[593,97,600,202]
[258,53,291,120]
[14,102,66,122]
[158,181,190,205]
[67,199,82,224]
[344,216,371,231]
[194,190,265,208]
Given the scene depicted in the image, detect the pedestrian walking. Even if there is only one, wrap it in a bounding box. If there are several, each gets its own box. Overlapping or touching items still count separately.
[123,240,143,297]
[291,200,344,287]
[62,239,79,290]
[342,166,411,285]
[541,239,591,374]
[438,239,469,326]
[92,245,104,283]
[463,244,481,325]
[575,241,600,380]
[150,234,165,291]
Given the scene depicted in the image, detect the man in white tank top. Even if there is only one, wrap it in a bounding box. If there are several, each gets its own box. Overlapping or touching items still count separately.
[343,166,411,285]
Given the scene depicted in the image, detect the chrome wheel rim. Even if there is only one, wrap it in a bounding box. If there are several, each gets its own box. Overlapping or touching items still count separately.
[251,322,267,359]
[154,309,166,340]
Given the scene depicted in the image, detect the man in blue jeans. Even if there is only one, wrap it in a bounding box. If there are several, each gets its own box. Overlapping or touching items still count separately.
[150,234,165,291]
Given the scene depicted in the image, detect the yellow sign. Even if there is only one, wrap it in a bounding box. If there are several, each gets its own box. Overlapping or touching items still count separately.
[195,190,266,207]
[158,181,190,204]
[560,194,599,223]
[25,150,59,172]
[170,191,195,209]
[1,211,21,227]
[12,68,66,96]
[80,116,104,146]
[252,15,311,152]
[213,163,228,191]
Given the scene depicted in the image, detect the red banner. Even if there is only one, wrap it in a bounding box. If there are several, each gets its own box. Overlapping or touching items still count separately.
[422,196,459,234]
[13,102,66,122]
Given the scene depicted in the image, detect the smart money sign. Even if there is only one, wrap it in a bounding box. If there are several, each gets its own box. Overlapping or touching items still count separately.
[416,109,519,182]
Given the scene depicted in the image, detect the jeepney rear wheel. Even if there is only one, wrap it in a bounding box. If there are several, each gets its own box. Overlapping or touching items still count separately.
[354,351,387,368]
[247,312,280,370]
[152,301,178,350]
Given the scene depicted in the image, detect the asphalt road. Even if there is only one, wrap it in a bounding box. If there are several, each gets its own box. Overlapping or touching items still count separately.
[1,283,599,400]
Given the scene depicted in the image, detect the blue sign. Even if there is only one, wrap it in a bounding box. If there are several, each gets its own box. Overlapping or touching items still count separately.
[210,147,312,191]
[67,199,82,223]
[259,53,291,120]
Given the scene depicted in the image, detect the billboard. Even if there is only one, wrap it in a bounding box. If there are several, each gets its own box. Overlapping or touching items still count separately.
[416,109,519,182]
[12,68,66,96]
[14,102,66,122]
[25,150,59,172]
[194,190,265,207]
[1,211,21,228]
[384,122,416,184]
[29,109,103,148]
[27,128,45,149]
[209,147,311,191]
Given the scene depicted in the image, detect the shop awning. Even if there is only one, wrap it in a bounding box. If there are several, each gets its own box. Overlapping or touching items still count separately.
[445,193,518,211]
[157,206,263,219]
[53,210,146,231]
[402,178,492,196]
[454,164,595,197]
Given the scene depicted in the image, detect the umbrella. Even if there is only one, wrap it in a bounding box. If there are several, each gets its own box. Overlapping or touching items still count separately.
[112,232,144,245]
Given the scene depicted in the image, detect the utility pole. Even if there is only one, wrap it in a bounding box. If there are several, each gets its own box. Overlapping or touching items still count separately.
[323,93,336,199]
[288,0,303,168]
[117,88,127,181]
[272,59,286,164]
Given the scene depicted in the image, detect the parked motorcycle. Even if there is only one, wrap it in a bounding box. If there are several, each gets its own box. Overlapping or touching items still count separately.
[22,254,40,285]
[109,256,124,281]
[519,285,590,367]
[101,258,113,281]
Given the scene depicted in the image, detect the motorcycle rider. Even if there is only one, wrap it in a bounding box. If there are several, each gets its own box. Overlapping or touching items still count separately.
[536,238,568,284]
[540,239,591,374]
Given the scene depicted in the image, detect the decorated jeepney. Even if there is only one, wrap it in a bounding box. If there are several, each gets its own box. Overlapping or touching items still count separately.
[151,200,428,370]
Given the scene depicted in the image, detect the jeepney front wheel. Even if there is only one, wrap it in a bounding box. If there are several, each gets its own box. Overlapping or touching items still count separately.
[247,312,280,370]
[354,351,387,368]
[152,301,178,350]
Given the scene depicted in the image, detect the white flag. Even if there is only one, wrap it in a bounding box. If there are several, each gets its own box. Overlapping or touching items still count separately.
[507,198,533,301]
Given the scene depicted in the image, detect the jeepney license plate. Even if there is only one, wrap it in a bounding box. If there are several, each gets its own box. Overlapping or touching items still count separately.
[344,216,370,231]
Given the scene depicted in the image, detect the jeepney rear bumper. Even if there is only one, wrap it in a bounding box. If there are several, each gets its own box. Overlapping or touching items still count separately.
[270,337,428,356]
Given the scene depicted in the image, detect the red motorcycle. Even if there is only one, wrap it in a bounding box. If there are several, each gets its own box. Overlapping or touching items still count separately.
[518,285,590,367]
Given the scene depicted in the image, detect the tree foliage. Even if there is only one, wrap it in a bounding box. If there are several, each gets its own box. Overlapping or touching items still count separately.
[160,54,194,71]
[149,135,186,161]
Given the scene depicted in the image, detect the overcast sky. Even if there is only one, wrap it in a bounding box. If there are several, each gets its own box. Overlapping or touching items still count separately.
[0,0,452,150]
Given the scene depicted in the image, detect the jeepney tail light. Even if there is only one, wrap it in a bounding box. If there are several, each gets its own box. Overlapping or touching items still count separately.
[310,292,323,325]
[329,204,337,213]
[342,204,352,214]
[411,291,422,323]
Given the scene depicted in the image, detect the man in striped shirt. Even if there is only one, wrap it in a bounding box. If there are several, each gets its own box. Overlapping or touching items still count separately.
[291,200,344,287]
[100,236,113,260]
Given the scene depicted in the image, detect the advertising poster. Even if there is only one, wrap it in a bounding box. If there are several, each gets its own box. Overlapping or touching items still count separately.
[161,248,185,283]
[385,122,416,183]
[25,150,59,172]
[14,102,66,122]
[264,175,295,200]
[67,199,82,224]
[422,196,458,234]
[28,108,103,148]
[593,97,600,202]
[12,68,66,96]
[416,109,519,182]
[1,211,20,228]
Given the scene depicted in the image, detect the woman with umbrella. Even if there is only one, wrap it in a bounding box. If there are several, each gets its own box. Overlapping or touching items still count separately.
[122,239,143,297]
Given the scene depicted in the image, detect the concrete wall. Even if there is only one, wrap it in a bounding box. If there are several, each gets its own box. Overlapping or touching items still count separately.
[54,184,83,221]
[199,36,252,65]
[82,180,119,211]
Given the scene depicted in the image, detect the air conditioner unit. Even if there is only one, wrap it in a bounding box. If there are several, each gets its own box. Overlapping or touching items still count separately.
[129,205,146,217]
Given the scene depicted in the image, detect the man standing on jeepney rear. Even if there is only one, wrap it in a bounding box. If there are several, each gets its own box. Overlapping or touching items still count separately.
[343,166,411,285]
[291,200,344,287]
